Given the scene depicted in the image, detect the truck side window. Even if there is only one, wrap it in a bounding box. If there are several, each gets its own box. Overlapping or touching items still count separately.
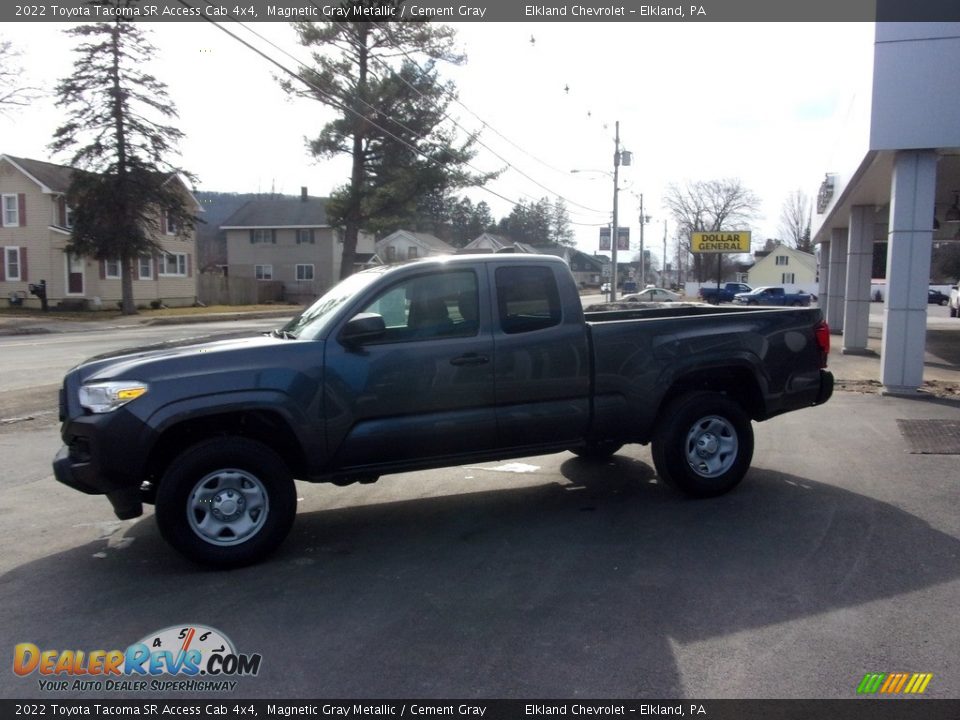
[495,266,561,334]
[359,271,479,342]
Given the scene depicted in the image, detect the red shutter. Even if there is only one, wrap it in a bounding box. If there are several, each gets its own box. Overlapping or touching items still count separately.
[99,261,106,280]
[58,197,66,227]
[20,248,27,282]
[18,194,26,227]
[187,254,192,277]
[0,250,5,281]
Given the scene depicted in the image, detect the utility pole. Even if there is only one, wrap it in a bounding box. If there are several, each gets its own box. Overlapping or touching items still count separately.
[611,121,621,302]
[663,221,668,288]
[638,194,651,288]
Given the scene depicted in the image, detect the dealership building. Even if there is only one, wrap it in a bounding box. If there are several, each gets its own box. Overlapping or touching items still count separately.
[812,22,960,394]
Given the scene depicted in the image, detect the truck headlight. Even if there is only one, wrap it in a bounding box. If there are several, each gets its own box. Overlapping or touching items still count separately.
[79,381,149,414]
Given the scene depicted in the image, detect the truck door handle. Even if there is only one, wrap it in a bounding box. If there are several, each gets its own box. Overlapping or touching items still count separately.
[450,353,489,367]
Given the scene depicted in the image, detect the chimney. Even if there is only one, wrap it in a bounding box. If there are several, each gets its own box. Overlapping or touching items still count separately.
[300,187,308,202]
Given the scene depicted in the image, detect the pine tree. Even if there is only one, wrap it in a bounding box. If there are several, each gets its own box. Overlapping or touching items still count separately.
[50,9,196,315]
[281,16,496,279]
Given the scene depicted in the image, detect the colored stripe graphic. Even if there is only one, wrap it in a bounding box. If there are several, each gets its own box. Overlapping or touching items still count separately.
[857,673,932,694]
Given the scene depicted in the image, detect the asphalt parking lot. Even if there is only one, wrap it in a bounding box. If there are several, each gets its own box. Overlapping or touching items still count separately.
[1,305,958,701]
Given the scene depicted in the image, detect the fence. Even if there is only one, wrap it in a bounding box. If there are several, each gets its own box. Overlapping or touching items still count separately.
[198,275,284,306]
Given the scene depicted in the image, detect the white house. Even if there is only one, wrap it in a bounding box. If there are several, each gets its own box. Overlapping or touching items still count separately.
[747,245,817,292]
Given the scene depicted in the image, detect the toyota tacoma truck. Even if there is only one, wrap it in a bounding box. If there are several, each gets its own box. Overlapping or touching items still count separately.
[54,255,833,567]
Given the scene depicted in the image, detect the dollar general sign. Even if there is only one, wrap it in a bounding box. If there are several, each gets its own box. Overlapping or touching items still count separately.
[691,231,751,253]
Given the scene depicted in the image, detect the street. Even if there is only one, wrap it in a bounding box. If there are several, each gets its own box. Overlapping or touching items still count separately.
[1,316,959,700]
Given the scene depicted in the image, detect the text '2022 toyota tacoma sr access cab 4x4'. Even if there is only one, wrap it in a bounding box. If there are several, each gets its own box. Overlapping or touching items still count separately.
[54,255,833,567]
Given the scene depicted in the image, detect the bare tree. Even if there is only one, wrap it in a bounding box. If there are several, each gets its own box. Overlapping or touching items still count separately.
[0,39,41,115]
[779,189,813,252]
[663,178,761,281]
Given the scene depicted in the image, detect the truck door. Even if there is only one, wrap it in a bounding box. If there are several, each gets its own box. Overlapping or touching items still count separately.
[324,267,497,469]
[491,263,591,448]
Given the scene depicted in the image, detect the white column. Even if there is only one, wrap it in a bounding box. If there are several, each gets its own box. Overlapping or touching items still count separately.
[818,240,831,322]
[880,150,937,394]
[826,228,847,333]
[842,206,875,353]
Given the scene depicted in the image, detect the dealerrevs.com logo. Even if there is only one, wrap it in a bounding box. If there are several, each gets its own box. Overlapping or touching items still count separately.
[13,624,262,693]
[857,672,934,695]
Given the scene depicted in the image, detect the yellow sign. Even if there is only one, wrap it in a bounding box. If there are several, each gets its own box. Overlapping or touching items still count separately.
[691,231,751,253]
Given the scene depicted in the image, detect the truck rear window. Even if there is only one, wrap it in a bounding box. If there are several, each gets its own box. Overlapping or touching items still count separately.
[496,266,561,334]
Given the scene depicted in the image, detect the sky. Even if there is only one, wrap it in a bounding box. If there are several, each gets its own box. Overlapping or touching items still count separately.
[2,20,876,266]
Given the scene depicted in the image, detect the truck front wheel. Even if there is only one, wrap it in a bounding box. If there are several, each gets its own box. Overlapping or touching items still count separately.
[155,438,297,568]
[652,391,754,498]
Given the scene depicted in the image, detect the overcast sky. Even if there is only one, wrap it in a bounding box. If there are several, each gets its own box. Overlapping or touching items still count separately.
[3,20,875,263]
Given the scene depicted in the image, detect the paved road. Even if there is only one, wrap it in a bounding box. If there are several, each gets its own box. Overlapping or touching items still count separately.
[1,394,958,699]
[0,318,282,419]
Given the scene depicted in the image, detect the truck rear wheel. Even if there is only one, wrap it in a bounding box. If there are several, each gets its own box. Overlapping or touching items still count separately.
[652,391,753,498]
[155,438,296,568]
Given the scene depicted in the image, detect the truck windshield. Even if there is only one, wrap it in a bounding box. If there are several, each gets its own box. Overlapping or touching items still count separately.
[282,267,390,340]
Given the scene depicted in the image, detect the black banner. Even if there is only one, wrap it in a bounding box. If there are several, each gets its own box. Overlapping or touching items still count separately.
[3,699,960,720]
[3,0,960,23]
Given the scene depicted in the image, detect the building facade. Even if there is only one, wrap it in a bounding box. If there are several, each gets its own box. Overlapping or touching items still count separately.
[1,154,200,310]
[811,23,960,393]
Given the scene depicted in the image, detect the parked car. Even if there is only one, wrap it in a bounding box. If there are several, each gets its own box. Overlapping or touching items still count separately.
[54,255,833,567]
[698,282,753,304]
[733,286,812,307]
[928,288,950,306]
[623,287,681,303]
[949,285,959,318]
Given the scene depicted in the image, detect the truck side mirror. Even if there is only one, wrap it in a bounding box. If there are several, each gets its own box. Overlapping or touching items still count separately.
[340,313,386,347]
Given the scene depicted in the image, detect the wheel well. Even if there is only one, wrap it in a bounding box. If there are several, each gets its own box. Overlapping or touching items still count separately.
[146,410,308,486]
[658,367,765,421]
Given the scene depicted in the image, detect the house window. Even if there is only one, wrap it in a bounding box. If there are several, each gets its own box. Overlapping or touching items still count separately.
[407,246,418,260]
[296,229,315,245]
[2,195,20,227]
[782,272,796,284]
[4,246,21,281]
[775,255,789,266]
[251,229,275,244]
[386,246,397,262]
[104,259,121,279]
[255,264,273,280]
[165,211,178,235]
[138,257,153,280]
[160,253,187,277]
[296,264,314,281]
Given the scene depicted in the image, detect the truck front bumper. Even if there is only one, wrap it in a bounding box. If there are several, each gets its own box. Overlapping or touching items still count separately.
[54,445,143,520]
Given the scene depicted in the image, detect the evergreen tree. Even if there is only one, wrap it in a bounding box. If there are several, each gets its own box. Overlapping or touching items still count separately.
[50,7,195,315]
[282,16,496,279]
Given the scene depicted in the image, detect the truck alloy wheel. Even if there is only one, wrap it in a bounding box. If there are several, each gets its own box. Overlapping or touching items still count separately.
[155,438,296,567]
[652,391,754,498]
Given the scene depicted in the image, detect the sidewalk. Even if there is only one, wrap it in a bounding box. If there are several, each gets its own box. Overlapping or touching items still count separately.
[0,308,295,336]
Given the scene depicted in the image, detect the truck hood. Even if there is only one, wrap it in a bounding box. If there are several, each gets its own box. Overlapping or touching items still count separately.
[74,334,303,384]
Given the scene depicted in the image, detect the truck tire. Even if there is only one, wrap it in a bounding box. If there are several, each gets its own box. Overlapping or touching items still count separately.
[155,438,297,568]
[571,440,624,459]
[652,391,754,498]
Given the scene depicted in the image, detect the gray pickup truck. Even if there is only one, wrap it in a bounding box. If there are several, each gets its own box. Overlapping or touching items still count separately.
[54,255,833,567]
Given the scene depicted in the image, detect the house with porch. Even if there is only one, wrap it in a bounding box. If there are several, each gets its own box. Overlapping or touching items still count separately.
[1,154,200,310]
